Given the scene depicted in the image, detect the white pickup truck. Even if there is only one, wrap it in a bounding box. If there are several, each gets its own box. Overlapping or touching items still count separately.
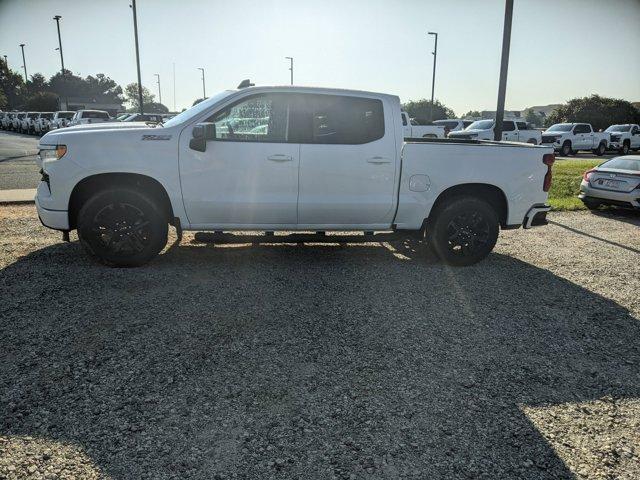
[448,119,542,145]
[36,85,553,267]
[401,111,446,138]
[605,124,640,155]
[541,123,609,156]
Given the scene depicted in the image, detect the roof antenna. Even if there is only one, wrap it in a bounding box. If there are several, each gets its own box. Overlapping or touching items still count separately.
[237,79,254,89]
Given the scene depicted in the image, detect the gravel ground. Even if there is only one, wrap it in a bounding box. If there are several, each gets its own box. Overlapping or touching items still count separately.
[0,205,639,479]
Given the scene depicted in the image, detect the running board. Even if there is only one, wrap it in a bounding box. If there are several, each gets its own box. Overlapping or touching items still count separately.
[193,231,403,244]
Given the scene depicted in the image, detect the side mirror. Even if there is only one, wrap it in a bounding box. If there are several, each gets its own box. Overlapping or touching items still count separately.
[190,122,216,152]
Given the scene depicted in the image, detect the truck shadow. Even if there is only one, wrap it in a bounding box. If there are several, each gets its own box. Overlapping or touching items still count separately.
[1,241,639,479]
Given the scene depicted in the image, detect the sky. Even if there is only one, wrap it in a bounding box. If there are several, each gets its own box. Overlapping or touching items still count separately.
[1,0,639,115]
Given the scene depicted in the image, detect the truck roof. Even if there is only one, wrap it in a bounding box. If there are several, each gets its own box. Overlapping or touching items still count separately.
[234,85,400,103]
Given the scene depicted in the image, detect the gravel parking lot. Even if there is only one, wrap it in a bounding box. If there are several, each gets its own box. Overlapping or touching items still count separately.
[1,205,639,479]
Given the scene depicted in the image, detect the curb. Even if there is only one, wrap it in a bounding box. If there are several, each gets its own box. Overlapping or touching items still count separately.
[0,189,37,205]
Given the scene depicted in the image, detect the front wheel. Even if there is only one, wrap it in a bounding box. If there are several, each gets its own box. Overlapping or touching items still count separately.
[428,197,500,267]
[560,141,572,156]
[595,142,606,156]
[620,142,630,155]
[77,188,168,267]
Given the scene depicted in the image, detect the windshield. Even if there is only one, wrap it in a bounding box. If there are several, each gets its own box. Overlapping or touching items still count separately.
[600,157,640,171]
[163,90,236,128]
[465,120,494,130]
[546,123,573,132]
[605,125,631,132]
[41,113,53,119]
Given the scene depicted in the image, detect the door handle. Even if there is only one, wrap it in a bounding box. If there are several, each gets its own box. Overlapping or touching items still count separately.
[367,156,391,164]
[267,154,293,162]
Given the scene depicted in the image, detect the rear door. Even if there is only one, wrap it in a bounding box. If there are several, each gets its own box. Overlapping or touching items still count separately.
[295,93,397,226]
[502,121,517,141]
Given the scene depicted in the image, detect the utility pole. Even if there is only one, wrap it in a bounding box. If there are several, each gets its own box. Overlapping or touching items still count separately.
[285,56,293,85]
[494,0,514,141]
[154,73,162,105]
[197,67,206,99]
[172,62,176,112]
[53,15,65,74]
[130,0,144,114]
[19,44,27,81]
[427,32,438,122]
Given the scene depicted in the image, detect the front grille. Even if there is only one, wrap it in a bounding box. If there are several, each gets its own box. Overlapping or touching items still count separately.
[541,136,557,143]
[610,135,621,142]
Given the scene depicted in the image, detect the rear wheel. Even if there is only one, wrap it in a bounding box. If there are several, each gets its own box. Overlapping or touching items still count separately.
[77,188,168,267]
[560,141,572,156]
[428,197,500,267]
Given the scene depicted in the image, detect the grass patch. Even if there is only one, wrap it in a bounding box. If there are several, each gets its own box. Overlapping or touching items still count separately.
[548,158,602,211]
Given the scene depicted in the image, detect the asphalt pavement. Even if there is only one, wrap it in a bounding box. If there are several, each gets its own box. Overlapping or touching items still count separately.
[0,131,40,190]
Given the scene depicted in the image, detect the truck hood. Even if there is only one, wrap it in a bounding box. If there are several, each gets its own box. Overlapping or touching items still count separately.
[40,123,173,145]
[56,122,153,133]
[449,129,488,136]
[542,131,567,136]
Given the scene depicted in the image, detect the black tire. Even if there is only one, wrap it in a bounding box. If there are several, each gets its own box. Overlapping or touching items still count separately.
[620,142,630,155]
[427,197,500,267]
[560,141,572,156]
[582,199,601,211]
[595,142,606,156]
[527,138,538,145]
[77,188,168,267]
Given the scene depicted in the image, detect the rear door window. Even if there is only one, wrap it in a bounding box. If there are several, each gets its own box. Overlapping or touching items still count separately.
[291,94,384,144]
[516,122,527,130]
[502,121,515,132]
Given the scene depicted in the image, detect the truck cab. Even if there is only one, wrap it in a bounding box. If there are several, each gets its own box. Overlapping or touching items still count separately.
[449,119,542,144]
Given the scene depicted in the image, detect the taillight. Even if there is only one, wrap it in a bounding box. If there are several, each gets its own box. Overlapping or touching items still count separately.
[583,169,595,182]
[543,153,554,192]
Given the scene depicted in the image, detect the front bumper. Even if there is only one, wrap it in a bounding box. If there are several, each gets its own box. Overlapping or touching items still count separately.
[35,183,69,231]
[523,204,551,229]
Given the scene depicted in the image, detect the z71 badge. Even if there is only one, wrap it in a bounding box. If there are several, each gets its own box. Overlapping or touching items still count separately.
[141,134,172,141]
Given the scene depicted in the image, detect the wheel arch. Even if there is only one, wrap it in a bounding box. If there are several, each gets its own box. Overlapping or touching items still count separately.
[68,172,174,230]
[427,183,509,227]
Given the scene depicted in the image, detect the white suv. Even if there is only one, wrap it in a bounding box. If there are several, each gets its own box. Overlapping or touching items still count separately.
[50,111,76,130]
[68,110,111,127]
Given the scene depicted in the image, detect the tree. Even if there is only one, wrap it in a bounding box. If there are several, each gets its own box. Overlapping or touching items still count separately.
[0,61,26,109]
[401,99,455,123]
[26,91,59,111]
[143,102,169,113]
[48,71,123,104]
[524,109,544,127]
[0,90,7,110]
[544,95,640,130]
[27,73,49,94]
[463,110,481,119]
[124,83,154,110]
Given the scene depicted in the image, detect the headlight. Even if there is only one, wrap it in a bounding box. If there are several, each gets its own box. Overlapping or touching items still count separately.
[38,145,67,162]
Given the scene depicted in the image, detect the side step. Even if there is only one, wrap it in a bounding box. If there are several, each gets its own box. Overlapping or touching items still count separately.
[193,231,401,244]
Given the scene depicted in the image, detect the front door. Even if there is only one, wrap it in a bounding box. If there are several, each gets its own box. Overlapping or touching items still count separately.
[293,93,397,227]
[179,93,299,227]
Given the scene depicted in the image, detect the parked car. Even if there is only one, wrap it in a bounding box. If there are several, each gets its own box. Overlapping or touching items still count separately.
[449,119,542,144]
[0,112,11,129]
[34,112,54,135]
[541,123,609,156]
[400,111,446,138]
[37,85,554,267]
[605,124,640,155]
[115,113,132,121]
[12,112,26,131]
[121,113,165,123]
[433,118,474,136]
[50,111,76,130]
[67,110,111,127]
[21,112,40,134]
[579,155,640,210]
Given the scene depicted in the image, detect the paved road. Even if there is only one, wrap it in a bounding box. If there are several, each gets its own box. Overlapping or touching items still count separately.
[0,131,40,190]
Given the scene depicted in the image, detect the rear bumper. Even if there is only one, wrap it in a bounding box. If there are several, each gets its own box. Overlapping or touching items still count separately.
[579,180,640,208]
[523,204,551,229]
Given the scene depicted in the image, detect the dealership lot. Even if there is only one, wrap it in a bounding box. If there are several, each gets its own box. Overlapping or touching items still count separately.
[0,205,638,479]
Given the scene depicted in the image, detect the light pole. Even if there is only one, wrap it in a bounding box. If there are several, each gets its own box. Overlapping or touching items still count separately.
[19,44,27,81]
[197,67,206,99]
[130,0,144,114]
[285,56,293,85]
[154,73,162,105]
[427,31,438,122]
[53,15,65,75]
[2,55,7,67]
[494,0,514,141]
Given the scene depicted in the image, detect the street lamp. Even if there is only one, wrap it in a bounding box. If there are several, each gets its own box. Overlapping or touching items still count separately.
[494,0,514,141]
[154,73,162,105]
[197,67,206,99]
[130,0,144,114]
[19,44,27,81]
[53,15,65,75]
[2,55,7,67]
[427,31,438,122]
[285,56,293,85]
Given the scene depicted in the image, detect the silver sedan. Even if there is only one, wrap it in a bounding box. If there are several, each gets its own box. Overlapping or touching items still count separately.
[579,155,640,210]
